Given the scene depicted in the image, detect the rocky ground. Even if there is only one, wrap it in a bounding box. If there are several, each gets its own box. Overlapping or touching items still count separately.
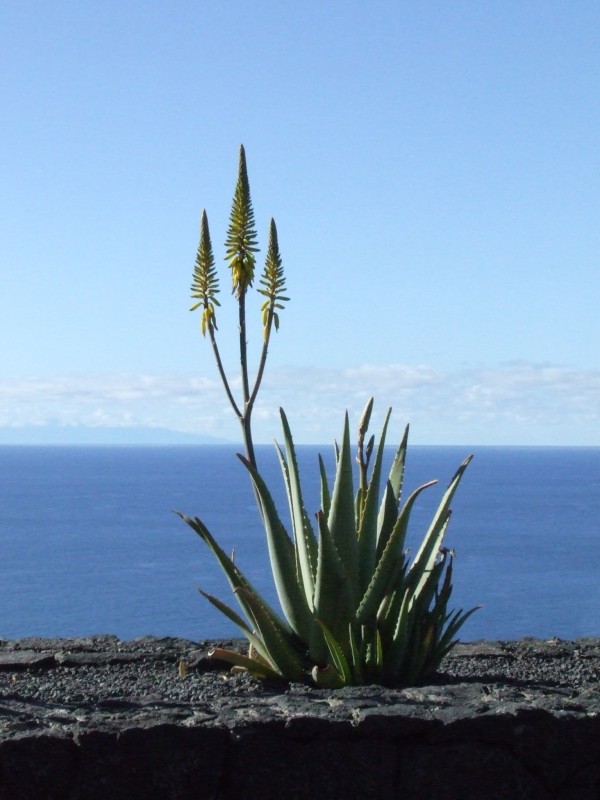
[1,636,599,738]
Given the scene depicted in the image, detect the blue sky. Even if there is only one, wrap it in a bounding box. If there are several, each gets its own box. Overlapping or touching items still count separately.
[1,1,599,444]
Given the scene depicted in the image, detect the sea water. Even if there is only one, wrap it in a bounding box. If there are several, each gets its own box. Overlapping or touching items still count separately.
[1,445,599,642]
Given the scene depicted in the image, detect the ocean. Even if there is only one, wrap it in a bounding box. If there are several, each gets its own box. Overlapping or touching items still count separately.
[1,445,599,643]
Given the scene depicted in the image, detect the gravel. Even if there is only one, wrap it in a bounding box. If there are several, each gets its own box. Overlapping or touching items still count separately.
[1,635,599,711]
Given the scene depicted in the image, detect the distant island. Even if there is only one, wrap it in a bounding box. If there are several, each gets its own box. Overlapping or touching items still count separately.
[0,426,233,446]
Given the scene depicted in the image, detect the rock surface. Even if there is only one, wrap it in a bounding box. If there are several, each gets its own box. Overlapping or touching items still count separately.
[1,636,600,799]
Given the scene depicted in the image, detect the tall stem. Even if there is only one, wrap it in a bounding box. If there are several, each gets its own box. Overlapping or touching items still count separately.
[239,293,251,404]
[241,413,257,472]
[244,303,277,469]
[238,291,258,469]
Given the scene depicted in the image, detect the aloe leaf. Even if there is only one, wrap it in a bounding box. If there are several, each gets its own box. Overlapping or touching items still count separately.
[198,588,282,662]
[235,587,308,682]
[358,624,380,682]
[275,438,318,586]
[406,456,472,605]
[404,617,436,683]
[237,455,314,641]
[209,647,283,680]
[435,549,456,608]
[357,408,391,593]
[327,413,358,593]
[274,442,304,582]
[197,587,254,638]
[313,510,352,652]
[398,556,449,680]
[375,481,400,561]
[376,627,384,667]
[388,424,409,506]
[318,454,331,521]
[178,512,295,641]
[355,480,437,625]
[382,588,414,681]
[430,553,480,660]
[279,409,317,602]
[316,619,353,686]
[348,623,364,684]
[412,555,447,617]
[376,559,408,634]
[435,605,481,659]
[333,439,340,462]
[361,627,384,684]
[376,425,409,555]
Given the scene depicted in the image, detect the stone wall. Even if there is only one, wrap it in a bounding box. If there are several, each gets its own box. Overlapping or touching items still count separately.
[1,637,599,799]
[2,708,600,799]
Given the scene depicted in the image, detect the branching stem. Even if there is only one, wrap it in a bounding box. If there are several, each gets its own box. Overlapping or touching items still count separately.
[207,324,242,419]
[191,147,287,474]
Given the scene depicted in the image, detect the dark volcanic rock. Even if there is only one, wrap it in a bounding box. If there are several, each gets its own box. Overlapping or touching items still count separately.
[1,636,599,799]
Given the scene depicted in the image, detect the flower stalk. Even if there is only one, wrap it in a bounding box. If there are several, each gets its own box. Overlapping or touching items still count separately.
[189,145,288,469]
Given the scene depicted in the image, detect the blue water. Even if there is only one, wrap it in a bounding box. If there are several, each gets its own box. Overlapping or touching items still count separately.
[1,445,599,642]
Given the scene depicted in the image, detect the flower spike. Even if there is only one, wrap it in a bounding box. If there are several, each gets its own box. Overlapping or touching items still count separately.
[258,219,289,340]
[190,210,221,335]
[225,145,259,299]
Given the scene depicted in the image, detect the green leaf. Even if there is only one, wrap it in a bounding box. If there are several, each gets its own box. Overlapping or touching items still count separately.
[196,587,280,664]
[238,455,314,642]
[313,510,352,651]
[356,480,437,625]
[375,480,399,561]
[357,408,392,594]
[406,456,472,607]
[178,512,295,642]
[388,424,409,506]
[348,623,364,684]
[435,605,481,661]
[279,409,317,603]
[384,591,412,680]
[318,454,331,521]
[376,424,409,557]
[197,587,254,638]
[235,587,307,683]
[327,412,358,596]
[316,619,353,686]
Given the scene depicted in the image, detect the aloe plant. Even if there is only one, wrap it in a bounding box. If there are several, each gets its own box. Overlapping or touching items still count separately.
[184,148,477,686]
[180,399,478,687]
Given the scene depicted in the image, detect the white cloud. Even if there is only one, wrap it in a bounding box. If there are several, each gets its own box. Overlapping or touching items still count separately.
[0,363,599,445]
